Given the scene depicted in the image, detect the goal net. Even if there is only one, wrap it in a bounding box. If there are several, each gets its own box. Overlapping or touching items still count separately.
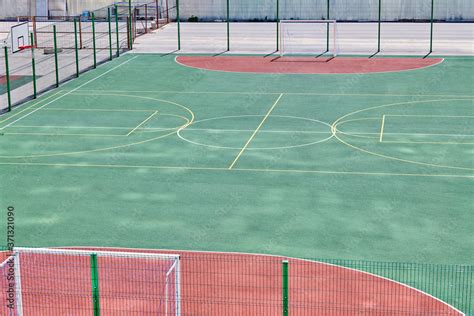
[2,248,181,315]
[279,20,338,57]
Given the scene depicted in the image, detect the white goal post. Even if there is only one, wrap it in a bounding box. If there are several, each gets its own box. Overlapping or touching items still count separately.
[279,20,338,57]
[5,247,181,316]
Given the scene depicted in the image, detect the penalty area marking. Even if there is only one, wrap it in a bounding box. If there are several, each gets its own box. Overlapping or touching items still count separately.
[177,115,334,150]
[0,56,140,132]
[331,98,474,171]
[0,91,64,125]
[0,94,194,159]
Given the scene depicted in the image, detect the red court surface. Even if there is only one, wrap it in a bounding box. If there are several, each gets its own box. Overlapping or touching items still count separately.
[176,56,444,74]
[1,248,460,315]
[0,75,24,85]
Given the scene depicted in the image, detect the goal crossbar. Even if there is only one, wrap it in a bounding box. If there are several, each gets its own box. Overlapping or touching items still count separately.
[279,20,338,57]
[13,247,180,259]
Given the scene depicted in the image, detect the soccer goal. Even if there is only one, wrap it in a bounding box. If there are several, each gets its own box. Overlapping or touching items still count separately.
[279,20,338,57]
[3,247,181,315]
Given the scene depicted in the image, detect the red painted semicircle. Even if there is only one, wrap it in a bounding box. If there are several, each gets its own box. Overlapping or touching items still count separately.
[176,56,443,74]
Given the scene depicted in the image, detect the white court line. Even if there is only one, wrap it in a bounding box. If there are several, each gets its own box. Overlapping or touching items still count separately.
[4,132,125,137]
[379,115,386,143]
[43,108,155,112]
[382,141,474,145]
[228,93,284,169]
[9,125,170,130]
[0,91,64,125]
[6,124,474,138]
[0,56,139,131]
[0,162,472,179]
[126,111,158,136]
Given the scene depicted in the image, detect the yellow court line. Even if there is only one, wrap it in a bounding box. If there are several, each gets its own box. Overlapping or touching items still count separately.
[44,108,156,112]
[10,125,170,131]
[126,111,158,136]
[228,93,284,170]
[341,131,474,138]
[379,115,386,143]
[0,162,472,179]
[0,91,64,125]
[68,89,474,99]
[4,132,126,137]
[330,98,474,171]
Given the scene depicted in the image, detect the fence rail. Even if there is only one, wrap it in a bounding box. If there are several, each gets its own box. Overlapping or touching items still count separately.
[164,0,472,56]
[0,1,171,114]
[1,247,472,315]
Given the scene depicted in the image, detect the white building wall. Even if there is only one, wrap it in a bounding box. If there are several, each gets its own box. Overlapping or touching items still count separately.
[176,0,474,21]
[0,0,33,19]
[0,0,473,21]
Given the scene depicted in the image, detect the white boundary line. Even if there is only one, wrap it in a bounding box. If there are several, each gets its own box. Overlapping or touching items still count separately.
[0,162,472,178]
[59,246,465,315]
[0,56,139,131]
[0,91,64,125]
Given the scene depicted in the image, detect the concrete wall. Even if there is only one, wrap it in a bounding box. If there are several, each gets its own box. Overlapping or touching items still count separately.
[1,0,473,21]
[175,0,474,22]
[65,0,118,16]
[0,0,34,19]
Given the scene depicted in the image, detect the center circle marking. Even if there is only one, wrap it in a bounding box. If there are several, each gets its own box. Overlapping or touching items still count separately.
[177,115,333,150]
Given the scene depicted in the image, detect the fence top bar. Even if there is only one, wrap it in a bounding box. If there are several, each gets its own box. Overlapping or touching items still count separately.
[13,247,180,260]
[280,20,337,23]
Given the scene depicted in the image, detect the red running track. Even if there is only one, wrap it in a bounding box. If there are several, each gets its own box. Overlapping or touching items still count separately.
[1,248,461,315]
[176,56,444,74]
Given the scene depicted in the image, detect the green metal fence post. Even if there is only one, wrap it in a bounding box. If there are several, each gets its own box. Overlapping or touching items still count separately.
[226,0,230,51]
[129,0,133,49]
[108,7,113,60]
[115,5,120,57]
[4,47,12,112]
[276,0,279,51]
[92,12,97,68]
[74,18,80,77]
[282,260,289,316]
[30,32,37,98]
[326,0,330,52]
[90,254,101,316]
[53,25,59,87]
[377,0,382,53]
[177,0,181,50]
[429,0,434,54]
